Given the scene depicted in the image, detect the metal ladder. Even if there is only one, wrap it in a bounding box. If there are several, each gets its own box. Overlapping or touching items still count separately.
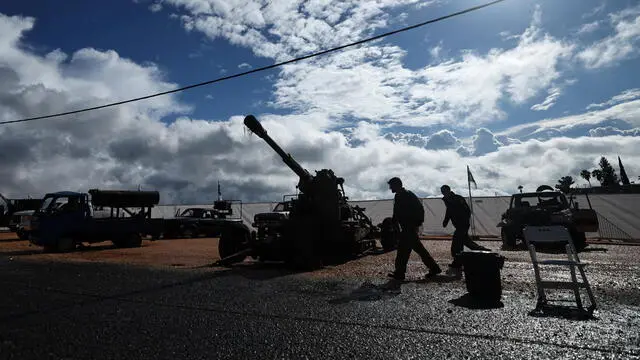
[522,225,597,314]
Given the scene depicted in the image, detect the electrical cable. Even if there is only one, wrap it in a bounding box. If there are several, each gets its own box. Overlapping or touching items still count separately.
[0,0,506,126]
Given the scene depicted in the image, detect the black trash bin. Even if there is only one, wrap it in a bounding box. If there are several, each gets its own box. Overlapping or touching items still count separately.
[460,250,506,303]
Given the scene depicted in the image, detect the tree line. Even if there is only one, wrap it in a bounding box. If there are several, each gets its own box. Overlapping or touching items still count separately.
[553,156,636,194]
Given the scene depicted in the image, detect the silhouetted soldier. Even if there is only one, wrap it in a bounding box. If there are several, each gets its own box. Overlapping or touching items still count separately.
[387,177,441,281]
[440,184,489,275]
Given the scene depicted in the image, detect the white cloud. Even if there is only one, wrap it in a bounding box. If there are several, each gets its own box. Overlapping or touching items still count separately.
[501,89,640,140]
[155,2,574,128]
[429,43,442,59]
[162,0,424,61]
[577,5,640,68]
[425,129,459,150]
[269,5,574,127]
[577,20,601,35]
[238,62,252,69]
[588,126,640,137]
[472,128,502,156]
[586,88,640,110]
[530,86,562,111]
[583,3,605,19]
[149,3,163,12]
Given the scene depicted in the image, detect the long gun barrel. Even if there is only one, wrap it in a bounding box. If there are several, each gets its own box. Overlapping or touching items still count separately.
[244,115,314,186]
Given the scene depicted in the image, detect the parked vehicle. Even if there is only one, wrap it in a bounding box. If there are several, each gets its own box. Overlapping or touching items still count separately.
[497,185,599,251]
[9,210,35,240]
[161,200,244,239]
[0,193,42,229]
[29,189,162,252]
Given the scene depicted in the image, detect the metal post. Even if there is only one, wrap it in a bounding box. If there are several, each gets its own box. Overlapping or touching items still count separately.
[468,178,477,239]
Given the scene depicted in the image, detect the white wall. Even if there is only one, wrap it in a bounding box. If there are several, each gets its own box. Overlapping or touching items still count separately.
[151,194,640,240]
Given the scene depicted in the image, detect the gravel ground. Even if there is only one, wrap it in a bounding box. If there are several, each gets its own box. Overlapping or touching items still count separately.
[0,233,639,359]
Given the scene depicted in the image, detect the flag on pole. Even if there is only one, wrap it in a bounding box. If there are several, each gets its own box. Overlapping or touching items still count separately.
[467,165,477,189]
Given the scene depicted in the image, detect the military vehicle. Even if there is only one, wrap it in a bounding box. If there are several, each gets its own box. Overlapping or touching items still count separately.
[215,115,389,270]
[29,189,162,252]
[497,185,599,251]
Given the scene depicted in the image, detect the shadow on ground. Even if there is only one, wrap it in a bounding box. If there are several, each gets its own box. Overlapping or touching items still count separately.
[0,242,146,257]
[328,280,402,304]
[198,261,299,281]
[500,244,608,254]
[448,293,505,310]
[528,305,598,321]
[327,274,464,305]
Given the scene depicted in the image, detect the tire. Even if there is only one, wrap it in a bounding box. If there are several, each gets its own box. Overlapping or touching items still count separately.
[218,227,249,265]
[16,229,29,240]
[182,227,196,238]
[501,227,516,248]
[57,237,76,253]
[571,230,587,251]
[112,233,142,248]
[127,233,143,248]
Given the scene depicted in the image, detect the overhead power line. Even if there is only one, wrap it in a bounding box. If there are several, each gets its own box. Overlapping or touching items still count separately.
[0,0,506,126]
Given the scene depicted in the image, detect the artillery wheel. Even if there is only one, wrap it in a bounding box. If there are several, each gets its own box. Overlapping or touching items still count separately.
[218,227,249,265]
[286,218,323,271]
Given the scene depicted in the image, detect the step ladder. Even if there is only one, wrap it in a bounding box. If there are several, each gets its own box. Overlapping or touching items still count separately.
[522,225,597,314]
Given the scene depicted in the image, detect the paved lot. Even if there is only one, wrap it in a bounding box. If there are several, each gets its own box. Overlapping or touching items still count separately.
[0,233,639,359]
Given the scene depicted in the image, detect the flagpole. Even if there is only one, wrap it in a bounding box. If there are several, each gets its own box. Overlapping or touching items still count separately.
[467,165,477,239]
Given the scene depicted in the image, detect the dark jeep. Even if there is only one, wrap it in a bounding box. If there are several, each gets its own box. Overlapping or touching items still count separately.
[497,186,599,251]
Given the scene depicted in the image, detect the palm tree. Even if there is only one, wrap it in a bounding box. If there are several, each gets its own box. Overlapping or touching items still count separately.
[580,169,592,187]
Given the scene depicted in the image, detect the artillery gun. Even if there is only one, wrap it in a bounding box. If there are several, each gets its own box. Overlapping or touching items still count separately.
[216,115,385,270]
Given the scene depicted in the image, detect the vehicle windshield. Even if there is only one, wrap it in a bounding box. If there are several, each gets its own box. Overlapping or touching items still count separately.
[514,193,566,208]
[40,196,74,212]
[180,208,205,217]
[273,202,291,212]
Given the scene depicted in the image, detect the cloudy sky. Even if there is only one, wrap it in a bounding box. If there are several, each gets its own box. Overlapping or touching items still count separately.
[0,0,639,204]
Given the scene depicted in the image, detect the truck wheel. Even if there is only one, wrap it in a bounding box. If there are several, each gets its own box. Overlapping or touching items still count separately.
[182,227,196,238]
[501,228,517,249]
[571,230,587,251]
[127,233,143,248]
[16,229,29,240]
[112,233,142,248]
[57,237,76,253]
[218,227,249,265]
